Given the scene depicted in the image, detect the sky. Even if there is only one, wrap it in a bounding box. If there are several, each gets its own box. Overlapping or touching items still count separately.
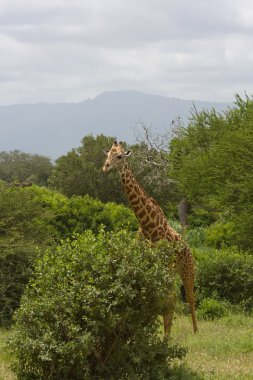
[1,0,253,105]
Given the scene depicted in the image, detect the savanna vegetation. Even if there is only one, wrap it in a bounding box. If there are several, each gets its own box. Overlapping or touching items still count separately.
[0,151,53,186]
[0,94,253,379]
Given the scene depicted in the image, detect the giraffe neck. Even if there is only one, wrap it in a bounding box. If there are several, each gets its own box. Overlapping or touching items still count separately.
[119,162,147,214]
[118,162,180,242]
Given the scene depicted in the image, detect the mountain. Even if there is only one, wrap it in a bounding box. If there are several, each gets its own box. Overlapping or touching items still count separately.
[0,91,230,159]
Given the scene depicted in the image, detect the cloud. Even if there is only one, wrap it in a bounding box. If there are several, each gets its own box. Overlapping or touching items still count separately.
[0,0,253,104]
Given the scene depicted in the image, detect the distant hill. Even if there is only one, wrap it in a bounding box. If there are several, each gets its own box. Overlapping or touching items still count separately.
[0,91,230,159]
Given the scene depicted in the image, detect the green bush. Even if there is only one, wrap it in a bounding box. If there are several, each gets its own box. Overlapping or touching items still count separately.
[197,298,227,320]
[32,186,138,238]
[0,184,137,327]
[98,202,138,232]
[10,230,186,380]
[204,221,236,248]
[185,227,206,248]
[194,247,253,311]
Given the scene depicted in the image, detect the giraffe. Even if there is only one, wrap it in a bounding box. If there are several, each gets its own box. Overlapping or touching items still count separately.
[103,141,198,335]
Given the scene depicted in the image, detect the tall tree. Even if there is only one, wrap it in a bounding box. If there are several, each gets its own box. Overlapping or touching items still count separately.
[168,95,253,249]
[48,135,126,203]
[0,182,56,325]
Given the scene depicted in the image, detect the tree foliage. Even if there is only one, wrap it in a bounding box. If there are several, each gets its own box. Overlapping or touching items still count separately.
[0,182,56,325]
[168,95,253,248]
[0,150,53,186]
[48,134,126,203]
[32,186,138,239]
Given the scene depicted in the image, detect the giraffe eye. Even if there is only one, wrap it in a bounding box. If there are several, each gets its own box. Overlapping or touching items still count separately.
[117,154,122,159]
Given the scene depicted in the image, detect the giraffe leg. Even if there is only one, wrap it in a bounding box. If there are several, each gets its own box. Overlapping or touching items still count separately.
[183,277,198,333]
[163,292,176,336]
[177,245,198,334]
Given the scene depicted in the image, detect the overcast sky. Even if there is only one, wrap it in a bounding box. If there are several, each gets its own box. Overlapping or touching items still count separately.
[1,0,253,105]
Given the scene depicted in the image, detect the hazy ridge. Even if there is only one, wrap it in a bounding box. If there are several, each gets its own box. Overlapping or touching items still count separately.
[0,91,230,159]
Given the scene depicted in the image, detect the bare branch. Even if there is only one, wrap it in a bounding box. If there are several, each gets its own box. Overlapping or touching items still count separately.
[131,121,179,202]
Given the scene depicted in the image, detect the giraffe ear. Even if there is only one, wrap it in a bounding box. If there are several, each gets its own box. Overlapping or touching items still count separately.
[125,150,132,157]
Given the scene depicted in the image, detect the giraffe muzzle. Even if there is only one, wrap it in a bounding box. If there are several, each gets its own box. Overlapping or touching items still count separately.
[103,163,111,172]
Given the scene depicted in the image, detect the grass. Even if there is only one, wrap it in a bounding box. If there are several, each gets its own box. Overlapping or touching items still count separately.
[0,329,16,380]
[0,314,252,380]
[171,313,253,379]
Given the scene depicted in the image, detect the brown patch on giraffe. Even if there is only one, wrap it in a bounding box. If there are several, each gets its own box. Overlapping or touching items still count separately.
[157,214,163,225]
[158,226,166,234]
[144,220,156,230]
[137,209,146,219]
[150,229,159,241]
[141,215,152,225]
[146,204,151,213]
[131,199,140,206]
[132,198,141,207]
[150,210,156,219]
[128,193,138,202]
[165,230,174,240]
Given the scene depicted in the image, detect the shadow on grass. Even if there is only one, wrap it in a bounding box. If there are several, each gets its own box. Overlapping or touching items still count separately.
[170,364,204,380]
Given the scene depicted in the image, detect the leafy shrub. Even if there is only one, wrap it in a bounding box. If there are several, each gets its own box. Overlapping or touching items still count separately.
[194,247,253,311]
[98,202,138,232]
[32,186,138,238]
[228,209,253,251]
[0,184,137,327]
[187,208,217,228]
[10,230,186,380]
[204,221,236,248]
[166,219,181,233]
[197,298,227,320]
[185,227,206,248]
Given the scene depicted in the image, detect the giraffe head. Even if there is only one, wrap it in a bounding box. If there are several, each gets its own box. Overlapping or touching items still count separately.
[103,141,131,172]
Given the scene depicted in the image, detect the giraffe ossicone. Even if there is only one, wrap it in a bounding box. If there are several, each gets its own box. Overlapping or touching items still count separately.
[103,140,198,335]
